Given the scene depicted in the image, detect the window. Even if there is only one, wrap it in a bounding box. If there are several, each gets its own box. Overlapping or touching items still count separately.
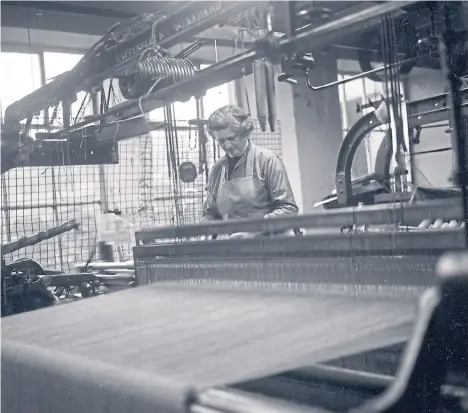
[0,52,42,122]
[43,52,94,124]
[149,98,198,123]
[200,64,230,118]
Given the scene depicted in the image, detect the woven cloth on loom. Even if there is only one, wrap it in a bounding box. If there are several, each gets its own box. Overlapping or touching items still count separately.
[2,282,420,413]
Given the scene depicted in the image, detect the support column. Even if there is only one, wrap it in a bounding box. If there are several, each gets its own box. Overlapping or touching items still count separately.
[233,53,342,212]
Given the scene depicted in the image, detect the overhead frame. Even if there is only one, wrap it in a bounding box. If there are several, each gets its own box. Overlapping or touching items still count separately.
[42,1,418,140]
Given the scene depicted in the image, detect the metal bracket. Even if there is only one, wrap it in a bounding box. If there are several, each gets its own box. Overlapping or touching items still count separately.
[335,110,387,206]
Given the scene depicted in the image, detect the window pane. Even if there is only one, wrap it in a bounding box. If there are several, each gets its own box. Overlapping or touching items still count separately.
[343,75,364,101]
[43,52,93,123]
[0,52,42,121]
[148,98,198,123]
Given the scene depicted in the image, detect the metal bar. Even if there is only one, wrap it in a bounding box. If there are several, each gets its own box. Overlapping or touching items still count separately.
[1,174,12,243]
[135,199,463,242]
[134,229,465,259]
[75,261,135,271]
[276,1,416,56]
[1,200,100,211]
[275,365,466,404]
[195,388,313,413]
[282,364,391,392]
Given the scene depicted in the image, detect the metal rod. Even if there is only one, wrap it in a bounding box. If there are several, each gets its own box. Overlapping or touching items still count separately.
[305,56,419,91]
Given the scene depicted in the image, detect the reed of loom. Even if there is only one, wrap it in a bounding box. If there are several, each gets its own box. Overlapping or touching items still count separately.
[133,199,465,297]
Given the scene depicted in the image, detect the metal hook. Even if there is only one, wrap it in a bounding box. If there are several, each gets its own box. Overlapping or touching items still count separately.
[304,56,419,91]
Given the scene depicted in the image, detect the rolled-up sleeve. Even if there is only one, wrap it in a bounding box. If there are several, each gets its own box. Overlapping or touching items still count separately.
[201,167,222,222]
[264,155,299,217]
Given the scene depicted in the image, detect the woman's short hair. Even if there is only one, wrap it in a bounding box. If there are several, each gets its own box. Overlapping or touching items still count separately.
[206,105,254,137]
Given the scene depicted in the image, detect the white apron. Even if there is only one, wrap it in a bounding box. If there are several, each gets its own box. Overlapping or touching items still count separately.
[216,145,294,238]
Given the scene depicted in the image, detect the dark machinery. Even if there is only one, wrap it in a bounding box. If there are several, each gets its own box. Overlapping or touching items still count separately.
[3,1,466,175]
[1,220,135,316]
[1,220,81,316]
[0,1,264,173]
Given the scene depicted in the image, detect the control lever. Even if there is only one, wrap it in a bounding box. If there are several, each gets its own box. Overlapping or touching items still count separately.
[278,73,297,85]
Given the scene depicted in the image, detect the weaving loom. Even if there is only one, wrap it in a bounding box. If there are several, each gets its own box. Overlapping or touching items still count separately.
[3,1,468,413]
[3,200,467,413]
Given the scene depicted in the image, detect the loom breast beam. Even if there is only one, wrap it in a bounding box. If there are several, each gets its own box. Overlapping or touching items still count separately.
[2,1,257,127]
[135,198,463,242]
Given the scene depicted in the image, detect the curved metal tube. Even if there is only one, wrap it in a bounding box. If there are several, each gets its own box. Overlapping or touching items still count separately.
[335,111,387,206]
[305,56,419,92]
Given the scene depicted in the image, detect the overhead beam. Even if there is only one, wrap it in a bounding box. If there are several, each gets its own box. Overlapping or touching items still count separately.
[1,4,122,37]
[1,4,261,44]
[1,1,138,20]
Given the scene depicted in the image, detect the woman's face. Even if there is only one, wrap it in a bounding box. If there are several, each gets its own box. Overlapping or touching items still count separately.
[212,126,248,158]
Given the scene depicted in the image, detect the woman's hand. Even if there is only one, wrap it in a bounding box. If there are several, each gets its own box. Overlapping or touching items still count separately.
[229,232,264,239]
[418,219,464,229]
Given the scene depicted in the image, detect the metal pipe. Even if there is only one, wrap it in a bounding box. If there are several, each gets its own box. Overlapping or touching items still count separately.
[2,220,79,256]
[305,56,419,91]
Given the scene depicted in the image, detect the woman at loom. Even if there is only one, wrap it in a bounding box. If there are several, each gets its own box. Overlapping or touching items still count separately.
[201,105,299,239]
